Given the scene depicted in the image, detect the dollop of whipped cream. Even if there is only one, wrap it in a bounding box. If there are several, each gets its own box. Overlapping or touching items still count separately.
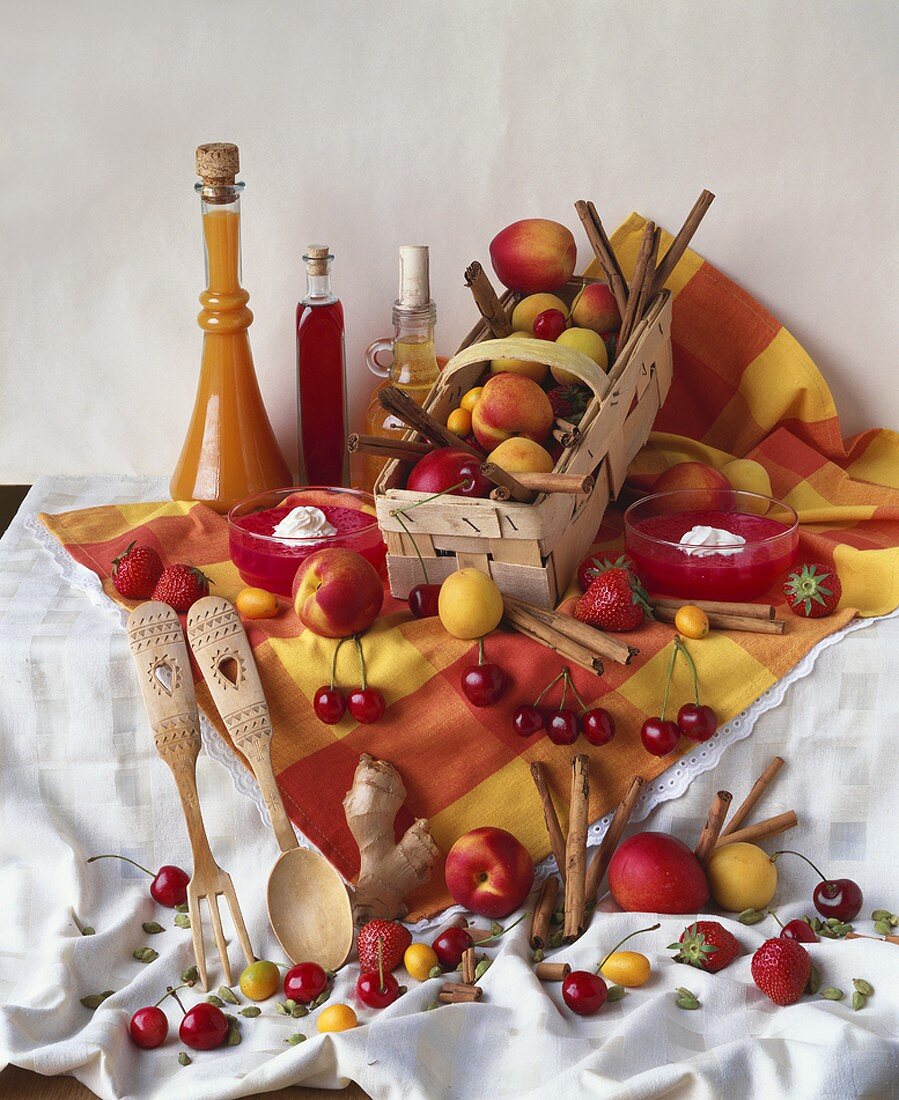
[272,506,337,542]
[677,525,746,558]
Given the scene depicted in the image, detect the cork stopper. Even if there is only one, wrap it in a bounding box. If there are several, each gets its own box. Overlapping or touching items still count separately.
[397,245,430,309]
[304,245,332,276]
[196,142,239,184]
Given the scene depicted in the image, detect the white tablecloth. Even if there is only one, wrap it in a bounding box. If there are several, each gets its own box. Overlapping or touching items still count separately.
[0,477,897,1100]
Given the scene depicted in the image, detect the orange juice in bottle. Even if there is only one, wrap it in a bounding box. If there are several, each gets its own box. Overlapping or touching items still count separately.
[361,246,440,493]
[170,143,290,512]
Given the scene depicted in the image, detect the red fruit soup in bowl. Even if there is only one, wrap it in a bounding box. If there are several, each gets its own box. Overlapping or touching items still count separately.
[228,486,386,597]
[624,489,798,601]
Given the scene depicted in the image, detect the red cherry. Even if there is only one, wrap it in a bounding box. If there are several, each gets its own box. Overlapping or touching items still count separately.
[313,686,346,724]
[813,878,863,923]
[677,703,718,742]
[129,1005,168,1049]
[283,961,328,1004]
[562,970,608,1015]
[347,687,385,724]
[781,919,818,943]
[431,926,474,970]
[640,717,680,756]
[513,704,544,737]
[87,855,190,908]
[547,709,580,745]
[461,663,506,707]
[356,970,401,1008]
[408,583,441,618]
[179,1002,229,1050]
[533,308,568,341]
[581,708,615,746]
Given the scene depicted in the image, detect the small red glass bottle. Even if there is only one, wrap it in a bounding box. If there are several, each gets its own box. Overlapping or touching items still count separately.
[296,246,348,486]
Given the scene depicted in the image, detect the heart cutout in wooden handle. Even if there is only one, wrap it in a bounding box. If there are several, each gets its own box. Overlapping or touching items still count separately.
[126,601,201,742]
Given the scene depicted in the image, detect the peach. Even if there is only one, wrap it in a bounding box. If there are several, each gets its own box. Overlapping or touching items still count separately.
[490,332,548,383]
[489,219,577,294]
[472,373,554,452]
[292,547,383,638]
[652,461,732,511]
[489,437,554,474]
[570,282,621,334]
[511,293,569,334]
[608,832,709,913]
[552,327,608,385]
[444,826,534,919]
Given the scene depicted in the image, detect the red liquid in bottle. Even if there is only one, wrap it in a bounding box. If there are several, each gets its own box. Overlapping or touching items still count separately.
[296,247,348,486]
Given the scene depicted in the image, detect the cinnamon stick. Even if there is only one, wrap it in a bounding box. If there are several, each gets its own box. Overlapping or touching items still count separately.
[488,469,594,497]
[438,982,482,1003]
[721,757,785,837]
[530,763,568,884]
[464,262,514,338]
[715,810,797,849]
[530,874,560,950]
[507,610,605,675]
[346,433,431,462]
[479,461,537,504]
[694,791,733,865]
[535,962,571,982]
[563,754,589,941]
[377,386,481,458]
[584,775,644,903]
[627,225,660,348]
[461,946,477,985]
[651,597,776,621]
[504,597,638,666]
[846,933,899,945]
[552,420,581,448]
[650,189,715,298]
[574,200,628,317]
[653,606,785,635]
[618,220,656,348]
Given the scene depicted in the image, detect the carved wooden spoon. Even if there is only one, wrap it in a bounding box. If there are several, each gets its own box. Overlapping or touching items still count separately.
[186,596,354,971]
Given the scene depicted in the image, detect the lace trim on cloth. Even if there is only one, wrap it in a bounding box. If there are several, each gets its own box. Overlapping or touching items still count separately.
[26,511,896,931]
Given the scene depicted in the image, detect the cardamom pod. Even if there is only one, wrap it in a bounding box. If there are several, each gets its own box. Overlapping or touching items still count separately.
[178,1052,192,1066]
[206,995,224,1007]
[821,988,844,1000]
[142,921,165,935]
[286,1033,306,1045]
[240,1006,261,1018]
[738,908,765,925]
[826,917,842,927]
[181,966,199,984]
[676,995,700,1009]
[217,986,240,1005]
[890,915,898,927]
[551,909,565,926]
[174,914,191,929]
[80,990,114,1009]
[871,909,892,922]
[428,965,443,980]
[425,1001,438,1011]
[806,964,821,995]
[852,991,866,1011]
[490,921,503,937]
[133,947,158,963]
[275,1002,289,1015]
[309,988,332,1009]
[810,918,823,931]
[874,919,892,936]
[291,1005,308,1018]
[548,931,564,949]
[175,903,188,913]
[226,1024,241,1046]
[606,985,625,1002]
[81,926,95,936]
[475,958,491,981]
[852,978,874,997]
[532,949,545,964]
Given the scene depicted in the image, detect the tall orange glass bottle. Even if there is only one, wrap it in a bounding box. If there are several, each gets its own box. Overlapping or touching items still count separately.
[170,143,290,512]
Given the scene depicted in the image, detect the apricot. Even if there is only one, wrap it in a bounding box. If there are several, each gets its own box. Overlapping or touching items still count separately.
[706,842,778,912]
[489,219,577,293]
[438,569,504,639]
[489,437,554,474]
[511,293,569,334]
[552,327,608,384]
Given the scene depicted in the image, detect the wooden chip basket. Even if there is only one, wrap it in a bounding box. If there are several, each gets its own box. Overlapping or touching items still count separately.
[374,279,673,608]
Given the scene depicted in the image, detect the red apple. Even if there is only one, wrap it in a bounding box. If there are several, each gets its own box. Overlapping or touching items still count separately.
[652,462,732,512]
[489,219,577,293]
[406,448,491,498]
[444,826,534,919]
[292,547,384,638]
[608,832,709,913]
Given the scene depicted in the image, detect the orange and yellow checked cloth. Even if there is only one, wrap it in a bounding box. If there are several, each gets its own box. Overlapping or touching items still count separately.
[40,218,899,918]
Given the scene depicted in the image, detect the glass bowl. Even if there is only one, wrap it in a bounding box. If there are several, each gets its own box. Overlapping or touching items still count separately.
[227,486,386,597]
[624,489,799,600]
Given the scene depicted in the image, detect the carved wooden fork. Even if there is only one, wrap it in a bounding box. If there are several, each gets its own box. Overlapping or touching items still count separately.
[126,601,254,990]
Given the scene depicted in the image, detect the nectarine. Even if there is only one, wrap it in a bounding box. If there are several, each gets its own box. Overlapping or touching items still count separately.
[445,826,534,918]
[489,437,554,474]
[489,219,577,294]
[608,832,709,913]
[652,462,732,512]
[570,282,621,334]
[472,373,554,452]
[292,548,384,638]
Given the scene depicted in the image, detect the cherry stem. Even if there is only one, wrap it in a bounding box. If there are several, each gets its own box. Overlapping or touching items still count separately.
[660,642,679,721]
[354,634,367,691]
[393,509,430,585]
[559,674,568,712]
[771,849,832,885]
[477,636,485,666]
[597,922,661,973]
[155,982,192,1007]
[479,911,530,944]
[390,480,469,515]
[86,853,154,878]
[166,985,187,1017]
[767,909,785,930]
[330,638,346,691]
[675,636,701,706]
[534,668,567,707]
[565,673,589,713]
[377,937,385,994]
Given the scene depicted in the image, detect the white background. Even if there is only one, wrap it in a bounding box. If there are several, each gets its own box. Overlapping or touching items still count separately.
[1,0,896,484]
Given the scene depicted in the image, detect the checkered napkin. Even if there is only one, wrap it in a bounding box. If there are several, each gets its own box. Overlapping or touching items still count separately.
[39,218,899,918]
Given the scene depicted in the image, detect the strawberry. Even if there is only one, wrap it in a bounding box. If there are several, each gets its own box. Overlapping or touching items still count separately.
[151,564,211,612]
[783,562,841,618]
[576,552,638,593]
[547,384,591,425]
[112,542,163,600]
[356,919,411,974]
[574,567,652,632]
[670,921,740,973]
[750,937,812,1005]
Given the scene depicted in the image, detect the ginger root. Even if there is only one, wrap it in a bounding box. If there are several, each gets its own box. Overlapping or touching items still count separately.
[343,753,439,924]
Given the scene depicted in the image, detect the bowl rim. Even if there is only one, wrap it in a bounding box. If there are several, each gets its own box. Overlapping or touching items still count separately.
[623,489,799,551]
[227,485,380,545]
